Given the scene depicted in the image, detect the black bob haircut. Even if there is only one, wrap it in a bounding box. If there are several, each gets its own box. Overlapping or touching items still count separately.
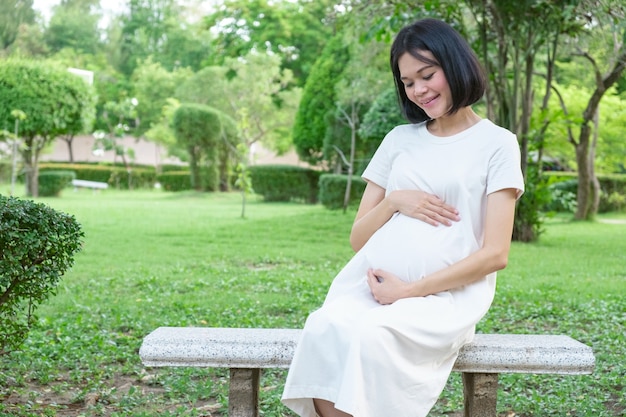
[390,18,486,123]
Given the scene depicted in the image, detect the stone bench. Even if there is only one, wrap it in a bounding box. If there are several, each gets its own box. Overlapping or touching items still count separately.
[71,179,108,191]
[139,327,595,417]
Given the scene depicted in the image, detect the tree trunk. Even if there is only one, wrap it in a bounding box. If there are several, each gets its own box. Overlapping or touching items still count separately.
[343,104,357,213]
[574,122,593,220]
[589,109,601,214]
[63,136,75,163]
[573,47,626,219]
[22,136,45,197]
[189,146,201,191]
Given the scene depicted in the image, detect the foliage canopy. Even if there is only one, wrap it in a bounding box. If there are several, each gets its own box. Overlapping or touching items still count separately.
[0,59,96,196]
[292,34,350,165]
[0,196,83,355]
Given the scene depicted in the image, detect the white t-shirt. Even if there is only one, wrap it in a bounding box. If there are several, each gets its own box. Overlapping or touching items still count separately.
[360,119,525,281]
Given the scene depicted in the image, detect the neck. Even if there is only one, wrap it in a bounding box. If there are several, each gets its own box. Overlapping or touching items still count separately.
[427,108,482,137]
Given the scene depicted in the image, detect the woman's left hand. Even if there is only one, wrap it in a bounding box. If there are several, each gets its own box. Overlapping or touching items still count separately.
[366,268,414,304]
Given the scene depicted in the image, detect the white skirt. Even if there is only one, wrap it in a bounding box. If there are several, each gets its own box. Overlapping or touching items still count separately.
[281,248,496,417]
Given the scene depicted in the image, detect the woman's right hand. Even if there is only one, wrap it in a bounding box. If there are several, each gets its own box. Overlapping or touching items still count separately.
[387,190,460,226]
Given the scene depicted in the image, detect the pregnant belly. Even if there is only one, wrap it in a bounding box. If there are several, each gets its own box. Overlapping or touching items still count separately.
[363,213,477,282]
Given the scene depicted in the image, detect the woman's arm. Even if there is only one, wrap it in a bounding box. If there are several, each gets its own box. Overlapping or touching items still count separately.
[350,181,461,252]
[367,188,518,304]
[349,182,394,252]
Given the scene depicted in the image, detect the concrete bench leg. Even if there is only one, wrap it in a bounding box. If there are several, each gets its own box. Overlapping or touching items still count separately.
[229,368,260,417]
[462,372,499,417]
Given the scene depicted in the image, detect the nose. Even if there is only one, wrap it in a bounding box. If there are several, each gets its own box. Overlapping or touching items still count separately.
[412,82,427,97]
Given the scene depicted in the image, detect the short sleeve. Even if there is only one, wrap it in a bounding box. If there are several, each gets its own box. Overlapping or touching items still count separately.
[487,133,525,199]
[361,129,397,189]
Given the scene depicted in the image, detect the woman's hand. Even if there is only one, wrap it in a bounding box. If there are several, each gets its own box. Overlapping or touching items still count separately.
[387,190,460,226]
[367,268,417,304]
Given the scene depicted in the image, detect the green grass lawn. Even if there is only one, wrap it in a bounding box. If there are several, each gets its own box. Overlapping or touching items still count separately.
[1,189,624,416]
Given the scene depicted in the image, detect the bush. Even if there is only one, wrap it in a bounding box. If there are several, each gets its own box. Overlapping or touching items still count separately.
[160,164,188,173]
[0,161,12,183]
[598,174,626,213]
[157,171,192,192]
[249,165,321,203]
[545,179,578,213]
[319,174,367,210]
[38,170,75,197]
[109,167,156,190]
[605,192,626,212]
[199,165,219,192]
[38,163,158,190]
[543,172,626,213]
[39,163,112,183]
[0,196,84,355]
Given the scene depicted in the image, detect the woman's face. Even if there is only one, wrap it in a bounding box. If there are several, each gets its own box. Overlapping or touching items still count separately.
[398,50,452,120]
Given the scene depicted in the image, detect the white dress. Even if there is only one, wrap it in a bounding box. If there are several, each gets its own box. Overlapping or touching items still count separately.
[282,120,525,417]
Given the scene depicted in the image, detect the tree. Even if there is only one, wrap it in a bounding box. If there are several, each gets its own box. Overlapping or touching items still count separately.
[45,0,102,55]
[359,87,406,160]
[56,72,97,163]
[0,0,36,51]
[117,0,179,76]
[144,97,183,167]
[0,59,96,197]
[292,34,350,165]
[223,51,301,155]
[131,58,192,137]
[157,20,213,72]
[204,0,337,85]
[95,97,139,171]
[330,36,389,210]
[9,110,27,196]
[5,19,49,57]
[543,83,626,174]
[172,103,238,191]
[459,0,582,241]
[556,0,626,219]
[116,0,210,75]
[179,52,301,158]
[175,65,230,111]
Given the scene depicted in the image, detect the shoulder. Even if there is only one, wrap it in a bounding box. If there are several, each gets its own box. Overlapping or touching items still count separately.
[473,119,519,153]
[382,122,427,145]
[476,119,516,141]
[388,122,425,135]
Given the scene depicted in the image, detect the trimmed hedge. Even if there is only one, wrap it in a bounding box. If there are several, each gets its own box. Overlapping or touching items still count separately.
[319,174,367,210]
[38,162,157,190]
[249,165,322,203]
[157,171,192,192]
[38,170,75,197]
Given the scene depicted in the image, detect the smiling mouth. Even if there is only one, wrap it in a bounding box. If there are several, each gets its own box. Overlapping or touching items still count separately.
[421,95,438,106]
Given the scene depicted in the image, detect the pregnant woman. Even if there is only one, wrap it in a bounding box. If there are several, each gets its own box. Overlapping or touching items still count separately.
[282,18,525,417]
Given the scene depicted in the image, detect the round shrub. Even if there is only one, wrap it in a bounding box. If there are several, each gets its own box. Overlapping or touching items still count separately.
[38,170,75,197]
[0,196,84,354]
[319,174,367,210]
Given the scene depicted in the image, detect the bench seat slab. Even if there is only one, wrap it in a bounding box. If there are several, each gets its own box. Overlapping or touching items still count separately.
[140,327,595,417]
[140,327,595,375]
